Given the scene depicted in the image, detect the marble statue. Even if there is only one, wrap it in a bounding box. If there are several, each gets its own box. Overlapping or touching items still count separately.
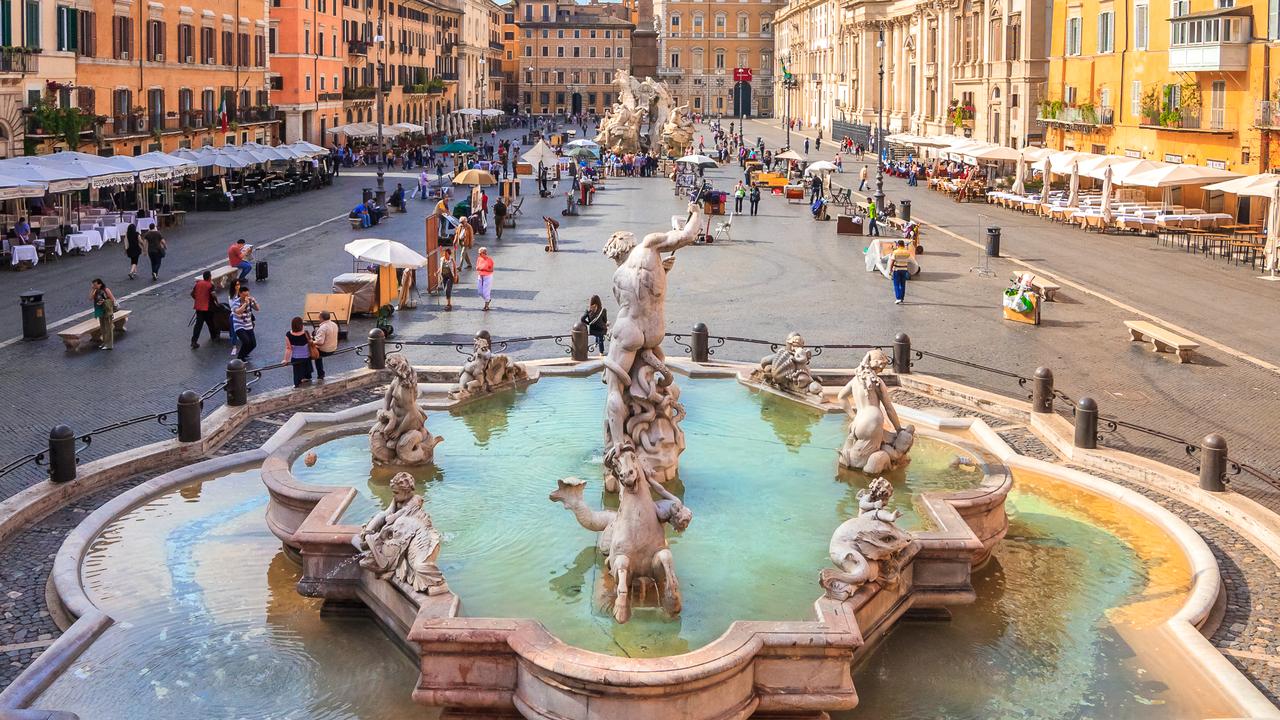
[370,353,443,466]
[660,104,695,155]
[596,103,646,155]
[549,444,691,623]
[601,203,704,488]
[352,471,448,595]
[836,349,914,474]
[449,330,528,401]
[752,332,823,398]
[594,70,677,154]
[647,82,676,151]
[819,477,919,600]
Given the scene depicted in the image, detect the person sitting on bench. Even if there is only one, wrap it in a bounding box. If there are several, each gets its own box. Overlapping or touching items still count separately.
[351,202,371,228]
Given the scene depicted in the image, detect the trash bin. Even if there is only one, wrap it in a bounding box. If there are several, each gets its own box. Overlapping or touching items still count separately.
[362,188,374,204]
[986,226,1001,257]
[900,199,912,222]
[20,290,46,340]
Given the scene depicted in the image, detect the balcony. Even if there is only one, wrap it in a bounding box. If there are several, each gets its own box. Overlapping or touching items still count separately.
[403,83,431,95]
[441,72,458,81]
[1037,104,1115,128]
[236,106,279,124]
[343,86,377,100]
[1168,42,1247,72]
[658,67,683,76]
[318,92,343,102]
[0,47,37,75]
[490,40,504,51]
[1139,109,1234,134]
[1167,9,1250,72]
[1256,100,1280,129]
[106,114,147,137]
[348,40,371,56]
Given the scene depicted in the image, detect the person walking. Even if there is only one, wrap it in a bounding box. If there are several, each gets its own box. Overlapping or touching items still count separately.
[890,239,912,304]
[810,173,824,204]
[867,198,880,236]
[438,246,457,311]
[454,216,474,270]
[476,246,494,312]
[231,285,260,362]
[858,164,868,191]
[190,270,215,348]
[581,295,608,354]
[804,138,810,155]
[228,238,253,281]
[748,184,761,215]
[492,196,507,241]
[312,311,339,379]
[733,181,746,213]
[143,225,166,281]
[283,316,316,387]
[124,223,142,279]
[90,279,117,351]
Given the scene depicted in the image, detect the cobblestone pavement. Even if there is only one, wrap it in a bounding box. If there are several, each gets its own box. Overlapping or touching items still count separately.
[0,120,1277,513]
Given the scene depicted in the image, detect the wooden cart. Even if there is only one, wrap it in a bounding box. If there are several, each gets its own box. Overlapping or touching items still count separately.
[304,293,355,338]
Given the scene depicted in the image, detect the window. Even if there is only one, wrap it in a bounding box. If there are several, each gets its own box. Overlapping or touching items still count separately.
[23,0,38,47]
[1010,93,1019,108]
[256,34,266,65]
[589,45,596,57]
[202,89,215,125]
[1171,0,1189,16]
[737,49,747,67]
[77,10,96,56]
[670,13,680,30]
[147,88,164,130]
[572,46,579,57]
[1066,16,1082,55]
[305,75,312,90]
[1005,14,1021,59]
[202,27,215,63]
[524,45,531,56]
[715,48,725,68]
[541,45,548,56]
[1210,80,1225,129]
[693,13,704,33]
[1097,11,1114,52]
[146,19,166,61]
[1,0,10,46]
[56,6,78,52]
[1065,86,1077,106]
[556,45,563,57]
[714,12,726,34]
[1099,87,1111,110]
[988,17,1001,61]
[1131,3,1149,48]
[670,51,680,67]
[305,29,310,54]
[617,46,624,57]
[737,13,748,33]
[112,15,133,59]
[222,30,233,65]
[178,24,193,62]
[693,47,704,70]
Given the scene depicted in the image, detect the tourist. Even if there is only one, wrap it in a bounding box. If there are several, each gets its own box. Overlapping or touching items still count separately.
[283,316,316,387]
[480,189,489,217]
[748,184,761,216]
[124,223,141,279]
[438,246,457,311]
[143,225,166,281]
[492,196,507,241]
[890,239,912,305]
[351,201,371,228]
[858,165,868,191]
[804,138,810,155]
[733,181,746,213]
[867,199,880,236]
[581,295,608,354]
[414,168,430,199]
[313,311,339,380]
[190,270,215,349]
[229,239,253,281]
[226,278,241,357]
[232,285,260,362]
[476,246,494,312]
[810,173,824,204]
[454,216,474,270]
[90,278,117,351]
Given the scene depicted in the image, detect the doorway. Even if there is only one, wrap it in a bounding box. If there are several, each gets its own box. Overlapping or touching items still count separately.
[732,82,752,117]
[571,92,582,116]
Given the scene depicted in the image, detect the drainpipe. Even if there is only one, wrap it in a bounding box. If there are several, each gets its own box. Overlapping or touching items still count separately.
[1119,0,1128,154]
[1264,44,1271,171]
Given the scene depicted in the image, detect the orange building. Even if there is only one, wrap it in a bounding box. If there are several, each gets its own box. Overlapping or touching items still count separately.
[271,0,346,144]
[41,0,278,156]
[340,0,461,138]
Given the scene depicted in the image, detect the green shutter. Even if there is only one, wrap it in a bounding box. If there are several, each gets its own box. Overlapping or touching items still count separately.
[1,1,11,46]
[25,0,38,48]
[67,8,77,51]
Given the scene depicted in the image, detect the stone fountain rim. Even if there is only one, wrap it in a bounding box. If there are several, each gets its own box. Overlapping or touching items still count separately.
[9,357,1272,718]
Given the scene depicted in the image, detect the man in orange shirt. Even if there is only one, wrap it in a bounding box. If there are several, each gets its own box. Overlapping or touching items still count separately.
[228,238,253,281]
[190,270,216,348]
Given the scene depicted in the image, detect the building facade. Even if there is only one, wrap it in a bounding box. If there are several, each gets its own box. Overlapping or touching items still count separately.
[457,0,502,109]
[341,0,461,137]
[1044,0,1271,172]
[27,0,275,156]
[0,1,77,157]
[499,0,520,110]
[654,0,775,117]
[514,0,635,116]
[271,0,345,144]
[773,0,1049,149]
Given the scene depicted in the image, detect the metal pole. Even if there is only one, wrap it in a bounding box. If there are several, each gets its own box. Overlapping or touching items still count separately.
[48,425,77,484]
[177,390,203,443]
[1198,434,1227,492]
[1073,397,1098,449]
[367,328,387,370]
[874,28,885,211]
[892,333,911,374]
[690,323,709,363]
[571,321,589,361]
[1031,367,1054,414]
[226,359,248,407]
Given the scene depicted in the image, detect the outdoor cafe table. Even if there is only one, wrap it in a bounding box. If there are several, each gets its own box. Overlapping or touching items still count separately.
[65,230,103,253]
[10,245,37,266]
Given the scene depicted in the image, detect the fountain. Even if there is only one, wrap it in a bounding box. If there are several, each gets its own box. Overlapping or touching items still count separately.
[750,331,824,400]
[837,349,915,474]
[368,352,442,466]
[449,330,529,402]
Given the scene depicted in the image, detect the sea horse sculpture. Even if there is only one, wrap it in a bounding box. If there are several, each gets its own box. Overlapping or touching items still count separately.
[600,203,703,488]
[549,444,692,623]
[836,349,914,474]
[370,353,443,466]
[752,332,823,398]
[819,477,919,600]
[449,330,528,401]
[352,471,448,595]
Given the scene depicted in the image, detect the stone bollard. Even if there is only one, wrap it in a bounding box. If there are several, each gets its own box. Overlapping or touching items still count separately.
[226,359,248,407]
[48,425,76,483]
[1199,434,1228,492]
[571,322,589,361]
[892,333,911,375]
[367,328,386,370]
[1074,397,1098,449]
[1032,367,1054,414]
[177,390,203,443]
[690,323,709,363]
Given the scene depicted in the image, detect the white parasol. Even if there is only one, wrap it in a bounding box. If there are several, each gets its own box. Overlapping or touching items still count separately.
[676,154,719,168]
[1264,181,1280,280]
[804,160,839,174]
[1100,165,1114,224]
[1010,150,1027,196]
[1066,161,1080,208]
[344,238,428,267]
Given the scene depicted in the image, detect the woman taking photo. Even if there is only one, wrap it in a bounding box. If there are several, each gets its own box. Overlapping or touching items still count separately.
[90,279,117,351]
[283,316,317,387]
[438,246,457,311]
[581,295,608,354]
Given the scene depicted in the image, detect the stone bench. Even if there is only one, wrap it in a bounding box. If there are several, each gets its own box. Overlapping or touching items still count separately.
[1125,320,1199,363]
[208,265,239,289]
[58,310,132,351]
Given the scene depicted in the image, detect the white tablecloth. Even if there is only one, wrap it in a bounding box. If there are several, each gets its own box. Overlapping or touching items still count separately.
[136,218,157,232]
[99,226,120,243]
[66,233,95,252]
[10,245,37,265]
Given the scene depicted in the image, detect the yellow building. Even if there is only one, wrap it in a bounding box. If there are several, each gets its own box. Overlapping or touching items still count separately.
[1044,0,1271,174]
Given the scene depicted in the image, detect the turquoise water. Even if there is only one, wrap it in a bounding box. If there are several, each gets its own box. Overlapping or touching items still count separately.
[289,377,979,656]
[33,377,1207,718]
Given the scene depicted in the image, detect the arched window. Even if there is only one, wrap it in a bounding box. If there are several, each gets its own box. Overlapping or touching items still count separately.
[737,12,748,33]
[714,13,726,34]
[714,48,725,69]
[669,12,680,31]
[692,13,704,34]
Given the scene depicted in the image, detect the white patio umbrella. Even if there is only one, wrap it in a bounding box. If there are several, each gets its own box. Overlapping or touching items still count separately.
[1066,161,1081,207]
[143,152,199,176]
[481,108,504,117]
[28,154,135,189]
[101,154,172,182]
[1203,173,1280,197]
[1100,165,1114,224]
[804,160,839,174]
[326,122,408,138]
[454,108,483,117]
[1121,163,1242,188]
[1108,159,1170,185]
[174,149,251,169]
[1010,150,1027,195]
[0,174,46,200]
[1038,163,1054,211]
[391,122,425,133]
[677,154,718,168]
[1264,181,1280,280]
[966,145,1021,162]
[565,139,600,149]
[344,238,427,267]
[775,149,805,162]
[521,140,559,166]
[287,140,330,157]
[0,159,90,192]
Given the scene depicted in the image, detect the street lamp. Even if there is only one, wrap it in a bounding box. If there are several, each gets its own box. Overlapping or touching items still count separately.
[873,28,885,211]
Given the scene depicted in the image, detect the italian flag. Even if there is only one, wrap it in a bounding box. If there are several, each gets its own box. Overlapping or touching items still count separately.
[218,97,228,133]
